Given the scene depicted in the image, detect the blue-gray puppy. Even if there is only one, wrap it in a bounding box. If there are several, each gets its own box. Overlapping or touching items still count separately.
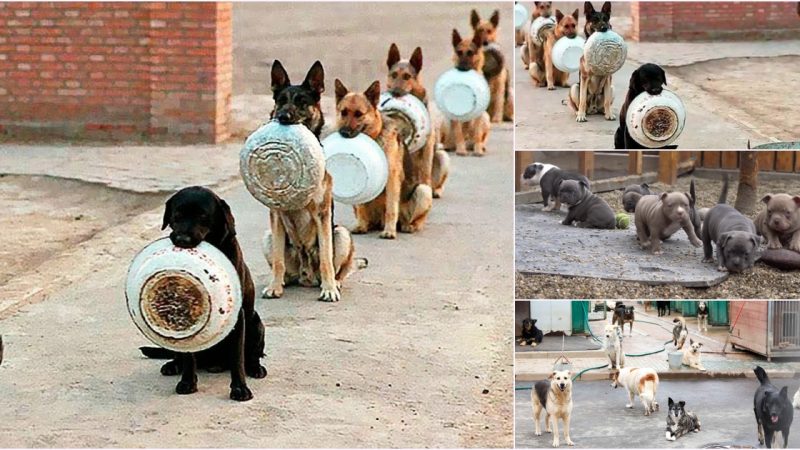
[558,179,616,229]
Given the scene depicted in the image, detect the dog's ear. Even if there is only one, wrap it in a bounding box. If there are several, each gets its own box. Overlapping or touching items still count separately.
[601,1,612,15]
[583,1,595,17]
[364,80,381,107]
[270,60,290,94]
[387,43,401,69]
[579,179,590,190]
[555,9,564,23]
[660,192,668,201]
[334,79,349,104]
[471,31,483,48]
[793,196,800,207]
[659,66,668,86]
[780,386,789,399]
[470,9,480,29]
[548,371,555,380]
[532,319,537,324]
[750,234,759,250]
[629,68,642,93]
[718,232,732,250]
[668,397,674,406]
[218,198,236,241]
[410,47,423,74]
[451,29,462,49]
[571,8,579,21]
[490,10,500,28]
[302,61,325,95]
[697,342,703,347]
[760,194,773,205]
[679,401,685,408]
[641,183,649,190]
[161,195,174,230]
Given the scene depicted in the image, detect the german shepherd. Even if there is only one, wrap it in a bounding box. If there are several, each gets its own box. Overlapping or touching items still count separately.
[529,9,578,90]
[568,1,616,122]
[385,43,450,198]
[470,9,513,122]
[334,79,433,239]
[439,29,491,157]
[520,1,553,70]
[262,60,356,303]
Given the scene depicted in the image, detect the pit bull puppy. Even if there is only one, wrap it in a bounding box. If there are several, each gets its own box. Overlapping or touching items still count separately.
[622,183,655,213]
[701,204,759,273]
[558,179,615,229]
[756,193,800,252]
[634,192,702,255]
[522,164,591,212]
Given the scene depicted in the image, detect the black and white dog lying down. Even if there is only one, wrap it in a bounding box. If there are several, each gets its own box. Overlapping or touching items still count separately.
[521,163,590,212]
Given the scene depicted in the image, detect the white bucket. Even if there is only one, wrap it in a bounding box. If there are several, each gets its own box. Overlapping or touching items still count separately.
[584,30,627,76]
[240,121,325,211]
[378,91,431,153]
[434,68,491,122]
[668,352,683,370]
[321,132,388,205]
[552,35,586,73]
[626,89,686,148]
[514,3,528,29]
[530,16,556,45]
[126,238,243,353]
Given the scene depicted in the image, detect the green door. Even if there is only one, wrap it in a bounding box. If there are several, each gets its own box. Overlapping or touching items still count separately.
[709,301,729,326]
[681,301,698,316]
[571,301,590,334]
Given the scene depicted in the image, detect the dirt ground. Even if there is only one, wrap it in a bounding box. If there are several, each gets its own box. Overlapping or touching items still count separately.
[516,176,800,299]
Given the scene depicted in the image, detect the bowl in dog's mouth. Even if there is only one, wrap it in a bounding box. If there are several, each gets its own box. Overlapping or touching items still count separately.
[643,107,678,141]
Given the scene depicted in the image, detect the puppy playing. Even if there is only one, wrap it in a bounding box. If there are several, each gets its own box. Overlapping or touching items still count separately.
[681,339,706,371]
[263,61,355,303]
[612,302,634,336]
[696,301,709,333]
[672,317,688,350]
[519,318,544,347]
[532,370,575,447]
[603,324,625,369]
[756,193,800,252]
[558,179,615,229]
[666,398,701,441]
[702,177,759,273]
[438,29,491,157]
[568,2,615,122]
[622,183,656,213]
[614,64,677,150]
[529,8,578,90]
[754,365,794,448]
[520,1,553,70]
[385,43,450,199]
[635,192,703,255]
[142,186,267,401]
[470,9,513,122]
[612,367,659,416]
[520,163,590,212]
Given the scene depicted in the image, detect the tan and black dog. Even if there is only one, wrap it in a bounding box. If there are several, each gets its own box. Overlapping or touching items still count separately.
[385,43,450,198]
[529,8,578,90]
[520,1,553,70]
[567,1,616,122]
[470,9,514,123]
[335,79,433,239]
[439,29,491,157]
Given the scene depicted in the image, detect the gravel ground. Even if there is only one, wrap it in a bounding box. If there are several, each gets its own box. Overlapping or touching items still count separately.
[516,175,800,299]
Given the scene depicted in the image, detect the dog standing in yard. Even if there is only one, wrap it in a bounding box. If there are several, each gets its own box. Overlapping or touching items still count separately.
[603,324,625,369]
[666,398,701,441]
[519,318,544,346]
[702,177,760,274]
[612,367,659,416]
[612,302,634,336]
[657,301,670,317]
[532,370,575,447]
[634,192,703,255]
[470,9,513,122]
[262,61,356,303]
[681,339,706,371]
[672,317,688,350]
[754,365,794,448]
[529,8,578,90]
[438,29,491,157]
[696,301,709,333]
[568,2,615,122]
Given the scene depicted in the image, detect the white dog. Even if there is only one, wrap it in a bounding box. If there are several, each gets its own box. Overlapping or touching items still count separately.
[603,324,625,369]
[681,339,706,371]
[612,367,660,415]
[696,302,709,333]
[532,370,575,447]
[794,388,799,409]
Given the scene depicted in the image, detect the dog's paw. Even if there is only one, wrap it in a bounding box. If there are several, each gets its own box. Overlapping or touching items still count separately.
[534,431,542,436]
[625,403,633,408]
[566,439,575,446]
[472,149,486,157]
[230,385,253,402]
[702,257,714,264]
[433,189,443,199]
[547,85,556,91]
[400,223,420,234]
[379,230,397,240]
[652,249,663,255]
[575,113,587,123]
[247,364,268,379]
[691,238,703,248]
[160,360,180,376]
[318,286,341,302]
[552,440,560,448]
[175,380,197,395]
[605,113,617,121]
[767,240,783,250]
[261,284,284,299]
[455,150,468,157]
[791,243,800,252]
[717,265,728,273]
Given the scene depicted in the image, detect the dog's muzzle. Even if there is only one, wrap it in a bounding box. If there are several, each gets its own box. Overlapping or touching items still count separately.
[338,127,362,139]
[170,233,199,249]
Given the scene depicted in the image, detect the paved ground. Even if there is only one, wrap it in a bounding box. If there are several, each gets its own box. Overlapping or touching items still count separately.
[514,378,799,449]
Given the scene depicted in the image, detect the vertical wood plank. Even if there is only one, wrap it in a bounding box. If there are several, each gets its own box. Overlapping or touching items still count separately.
[795,152,800,173]
[704,151,721,168]
[578,151,595,179]
[757,151,775,171]
[774,151,794,173]
[721,151,739,169]
[628,151,643,175]
[658,151,678,185]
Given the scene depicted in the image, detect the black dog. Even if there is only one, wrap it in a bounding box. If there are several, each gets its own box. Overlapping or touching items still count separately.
[614,63,678,150]
[754,365,794,448]
[657,301,670,317]
[140,186,267,401]
[270,60,325,137]
[612,301,634,335]
[519,318,544,346]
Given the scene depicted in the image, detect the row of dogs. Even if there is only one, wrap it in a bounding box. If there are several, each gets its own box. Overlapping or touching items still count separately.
[523,161,800,272]
[135,10,514,402]
[519,1,676,149]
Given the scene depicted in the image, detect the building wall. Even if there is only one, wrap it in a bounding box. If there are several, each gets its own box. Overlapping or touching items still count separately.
[0,2,232,142]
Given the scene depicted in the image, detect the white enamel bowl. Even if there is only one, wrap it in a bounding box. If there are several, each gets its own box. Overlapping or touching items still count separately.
[378,92,431,153]
[583,30,627,76]
[240,121,325,210]
[552,35,586,73]
[514,3,528,29]
[626,89,686,148]
[126,238,242,353]
[321,132,388,205]
[530,16,556,44]
[434,68,491,122]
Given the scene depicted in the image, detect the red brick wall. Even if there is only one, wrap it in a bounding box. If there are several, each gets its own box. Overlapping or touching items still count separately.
[631,1,800,41]
[0,2,232,143]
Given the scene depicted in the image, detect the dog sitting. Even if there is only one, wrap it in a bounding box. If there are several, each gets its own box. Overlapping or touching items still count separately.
[666,398,701,441]
[385,43,450,199]
[532,370,575,447]
[672,317,688,350]
[519,318,544,346]
[140,186,267,401]
[612,302,634,336]
[568,2,615,122]
[520,1,553,70]
[612,367,659,416]
[470,9,513,122]
[621,183,656,213]
[603,324,625,369]
[520,163,590,212]
[614,63,678,149]
[635,192,703,255]
[529,8,578,90]
[702,176,759,273]
[754,365,794,448]
[262,61,355,303]
[657,301,670,317]
[558,179,616,229]
[697,301,709,333]
[438,29,491,157]
[756,193,800,252]
[335,79,433,239]
[681,339,706,371]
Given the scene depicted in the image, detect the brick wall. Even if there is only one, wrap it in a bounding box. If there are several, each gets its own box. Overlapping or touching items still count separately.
[631,1,800,41]
[0,2,232,143]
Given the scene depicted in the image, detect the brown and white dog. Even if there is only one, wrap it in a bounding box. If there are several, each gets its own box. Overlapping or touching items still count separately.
[681,339,706,371]
[532,370,575,447]
[470,9,514,122]
[528,8,578,90]
[335,79,433,239]
[612,367,660,416]
[567,2,616,122]
[439,29,491,157]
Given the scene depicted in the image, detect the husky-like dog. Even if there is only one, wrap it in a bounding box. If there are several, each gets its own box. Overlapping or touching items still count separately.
[603,324,625,369]
[531,370,575,447]
[697,302,709,333]
[672,317,688,350]
[612,367,659,415]
[681,339,706,371]
[666,397,701,441]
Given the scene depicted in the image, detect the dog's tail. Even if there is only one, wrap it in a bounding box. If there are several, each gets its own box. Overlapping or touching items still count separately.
[754,365,770,386]
[689,179,697,207]
[717,173,729,205]
[139,346,176,359]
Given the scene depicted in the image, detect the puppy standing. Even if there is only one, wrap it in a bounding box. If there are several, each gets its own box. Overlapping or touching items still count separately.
[666,398,701,441]
[696,301,709,333]
[672,317,688,350]
[612,367,660,416]
[603,324,625,369]
[635,192,703,255]
[558,179,616,229]
[532,370,575,447]
[702,177,759,273]
[681,339,706,371]
[612,302,634,336]
[756,193,800,252]
[438,30,491,157]
[568,2,615,122]
[471,9,514,122]
[530,9,578,90]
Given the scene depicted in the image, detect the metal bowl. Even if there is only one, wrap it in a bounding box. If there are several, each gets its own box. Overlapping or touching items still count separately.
[434,68,491,122]
[321,132,388,205]
[584,30,627,76]
[126,238,242,353]
[530,16,556,45]
[514,3,528,29]
[552,35,586,73]
[378,92,431,153]
[626,89,686,148]
[240,121,325,210]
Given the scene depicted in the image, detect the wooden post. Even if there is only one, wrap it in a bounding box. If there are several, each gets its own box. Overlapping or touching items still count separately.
[515,151,535,192]
[735,150,759,215]
[628,151,643,175]
[578,151,594,179]
[658,151,678,185]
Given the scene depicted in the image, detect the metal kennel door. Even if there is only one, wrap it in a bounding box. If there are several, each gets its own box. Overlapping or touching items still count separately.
[773,301,800,349]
